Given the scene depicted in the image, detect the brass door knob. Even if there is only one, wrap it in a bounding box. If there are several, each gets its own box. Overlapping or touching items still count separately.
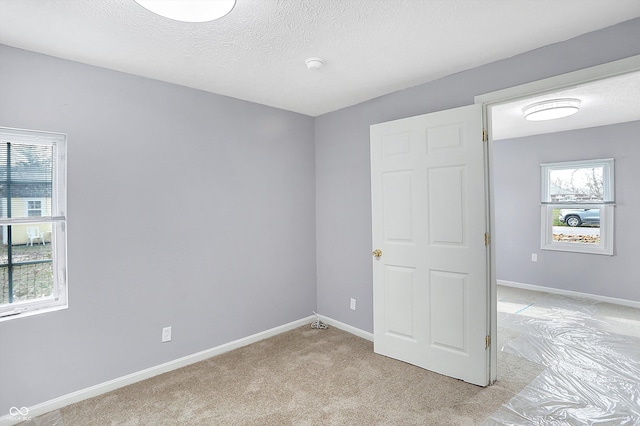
[372,249,382,258]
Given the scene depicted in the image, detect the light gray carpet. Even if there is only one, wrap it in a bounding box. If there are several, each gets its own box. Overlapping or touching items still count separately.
[33,324,541,425]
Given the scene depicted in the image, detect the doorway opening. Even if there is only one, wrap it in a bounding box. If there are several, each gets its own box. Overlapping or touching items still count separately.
[479,56,640,422]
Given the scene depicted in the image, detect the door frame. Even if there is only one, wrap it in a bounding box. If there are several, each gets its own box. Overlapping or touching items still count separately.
[475,54,640,383]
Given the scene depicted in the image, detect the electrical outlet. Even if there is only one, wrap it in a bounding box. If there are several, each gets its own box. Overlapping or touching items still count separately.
[531,253,538,262]
[350,298,356,311]
[162,326,172,343]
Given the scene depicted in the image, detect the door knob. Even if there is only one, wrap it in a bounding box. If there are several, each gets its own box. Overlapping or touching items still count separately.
[372,249,382,258]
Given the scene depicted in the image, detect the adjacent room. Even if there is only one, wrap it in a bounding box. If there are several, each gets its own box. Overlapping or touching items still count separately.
[1,1,639,424]
[490,71,640,423]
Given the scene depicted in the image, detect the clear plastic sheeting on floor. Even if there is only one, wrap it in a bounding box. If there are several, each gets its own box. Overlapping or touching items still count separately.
[488,291,640,425]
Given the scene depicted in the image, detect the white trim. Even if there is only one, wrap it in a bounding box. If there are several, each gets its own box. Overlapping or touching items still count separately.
[0,316,315,426]
[0,314,373,425]
[0,129,68,320]
[540,158,614,204]
[0,313,374,425]
[475,55,640,106]
[319,315,374,342]
[540,205,614,256]
[25,198,45,217]
[497,280,640,309]
[0,126,67,146]
[476,53,640,387]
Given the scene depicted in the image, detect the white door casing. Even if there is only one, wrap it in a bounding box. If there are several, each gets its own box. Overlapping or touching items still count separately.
[370,104,489,386]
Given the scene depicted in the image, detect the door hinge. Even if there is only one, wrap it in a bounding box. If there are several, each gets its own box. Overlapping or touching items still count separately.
[485,335,491,349]
[482,129,488,142]
[484,232,490,246]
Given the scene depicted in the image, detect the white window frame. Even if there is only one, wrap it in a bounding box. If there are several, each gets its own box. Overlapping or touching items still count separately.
[26,198,45,217]
[0,127,68,321]
[540,158,614,255]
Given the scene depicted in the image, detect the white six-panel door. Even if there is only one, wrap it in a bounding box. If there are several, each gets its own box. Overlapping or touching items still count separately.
[370,104,489,386]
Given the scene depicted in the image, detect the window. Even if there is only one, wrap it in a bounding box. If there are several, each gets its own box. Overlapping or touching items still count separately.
[0,127,67,320]
[540,158,614,255]
[27,199,43,217]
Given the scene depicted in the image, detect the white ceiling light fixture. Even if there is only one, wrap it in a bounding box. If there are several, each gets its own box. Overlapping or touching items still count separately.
[305,57,325,70]
[523,98,581,121]
[134,0,236,23]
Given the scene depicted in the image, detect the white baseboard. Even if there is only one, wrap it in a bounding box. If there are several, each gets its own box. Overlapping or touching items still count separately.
[318,314,374,342]
[497,280,640,309]
[0,315,315,426]
[0,313,375,426]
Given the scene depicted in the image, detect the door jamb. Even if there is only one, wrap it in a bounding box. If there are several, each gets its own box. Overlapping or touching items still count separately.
[474,54,640,383]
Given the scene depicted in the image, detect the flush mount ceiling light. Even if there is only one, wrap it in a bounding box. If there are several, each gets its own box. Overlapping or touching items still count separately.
[134,0,236,23]
[523,98,581,121]
[305,57,325,70]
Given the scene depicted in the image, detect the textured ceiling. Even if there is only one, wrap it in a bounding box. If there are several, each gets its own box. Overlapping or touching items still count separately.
[0,0,640,117]
[492,70,640,140]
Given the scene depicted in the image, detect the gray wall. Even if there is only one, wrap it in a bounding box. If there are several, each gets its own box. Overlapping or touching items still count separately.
[315,18,640,332]
[0,45,316,412]
[2,16,640,414]
[493,121,640,302]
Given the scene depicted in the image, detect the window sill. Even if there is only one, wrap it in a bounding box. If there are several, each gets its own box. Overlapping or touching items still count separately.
[541,243,613,256]
[0,303,68,323]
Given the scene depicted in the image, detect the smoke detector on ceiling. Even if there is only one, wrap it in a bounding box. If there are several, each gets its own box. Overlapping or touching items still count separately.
[305,58,325,70]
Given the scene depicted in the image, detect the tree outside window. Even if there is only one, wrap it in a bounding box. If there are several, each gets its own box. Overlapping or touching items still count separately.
[540,159,614,255]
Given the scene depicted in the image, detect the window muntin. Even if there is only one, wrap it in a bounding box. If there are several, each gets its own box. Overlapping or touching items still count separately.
[0,127,67,320]
[27,200,44,217]
[540,159,614,255]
